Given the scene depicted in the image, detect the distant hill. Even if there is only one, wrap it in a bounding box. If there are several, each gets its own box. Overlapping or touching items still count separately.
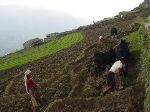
[0,5,89,56]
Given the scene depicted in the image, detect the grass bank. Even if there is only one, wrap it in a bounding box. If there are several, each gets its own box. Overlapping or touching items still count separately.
[138,25,150,112]
[123,17,150,111]
[122,17,145,88]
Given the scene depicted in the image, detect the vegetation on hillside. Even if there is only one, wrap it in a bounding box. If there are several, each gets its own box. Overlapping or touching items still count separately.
[0,8,149,112]
[124,17,150,112]
[122,17,145,86]
[138,25,150,112]
[0,32,83,70]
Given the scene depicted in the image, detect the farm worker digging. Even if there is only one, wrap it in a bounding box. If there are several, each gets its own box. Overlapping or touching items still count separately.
[103,57,125,95]
[24,70,42,111]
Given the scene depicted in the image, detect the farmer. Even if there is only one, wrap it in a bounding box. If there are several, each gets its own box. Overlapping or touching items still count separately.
[24,70,41,111]
[98,36,104,43]
[103,57,125,95]
[111,25,117,40]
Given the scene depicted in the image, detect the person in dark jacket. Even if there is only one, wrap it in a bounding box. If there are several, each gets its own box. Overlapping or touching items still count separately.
[111,25,117,40]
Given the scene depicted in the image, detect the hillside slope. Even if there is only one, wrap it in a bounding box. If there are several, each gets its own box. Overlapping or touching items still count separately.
[0,8,149,112]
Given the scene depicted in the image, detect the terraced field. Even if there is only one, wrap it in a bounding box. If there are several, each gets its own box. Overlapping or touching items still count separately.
[0,8,149,112]
[0,32,83,70]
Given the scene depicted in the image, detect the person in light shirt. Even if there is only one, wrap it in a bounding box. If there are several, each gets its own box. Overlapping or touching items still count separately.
[103,57,125,95]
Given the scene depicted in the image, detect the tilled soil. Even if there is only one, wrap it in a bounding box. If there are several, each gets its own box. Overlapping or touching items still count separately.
[0,9,149,112]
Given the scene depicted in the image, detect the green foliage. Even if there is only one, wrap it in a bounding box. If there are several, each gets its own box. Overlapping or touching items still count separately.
[123,19,145,87]
[0,32,84,70]
[122,76,137,88]
[131,23,141,32]
[133,17,146,24]
[140,47,150,111]
[138,25,150,111]
[122,30,142,88]
[126,17,150,111]
[142,8,150,17]
[125,18,146,53]
[44,36,57,43]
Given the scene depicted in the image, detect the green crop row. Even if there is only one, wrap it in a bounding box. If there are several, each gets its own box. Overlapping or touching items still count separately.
[0,32,84,70]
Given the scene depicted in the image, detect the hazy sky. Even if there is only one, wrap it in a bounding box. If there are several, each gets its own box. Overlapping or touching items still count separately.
[0,0,144,21]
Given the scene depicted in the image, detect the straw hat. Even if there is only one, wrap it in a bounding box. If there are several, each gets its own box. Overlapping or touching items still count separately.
[24,70,31,75]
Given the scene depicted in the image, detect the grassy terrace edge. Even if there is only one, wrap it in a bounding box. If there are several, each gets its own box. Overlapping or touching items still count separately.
[138,24,150,111]
[124,17,150,111]
[0,32,84,71]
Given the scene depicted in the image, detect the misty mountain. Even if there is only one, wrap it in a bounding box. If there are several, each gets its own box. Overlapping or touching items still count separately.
[0,5,90,56]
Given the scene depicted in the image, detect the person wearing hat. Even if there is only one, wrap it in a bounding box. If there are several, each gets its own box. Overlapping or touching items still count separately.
[98,36,104,43]
[24,70,41,111]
